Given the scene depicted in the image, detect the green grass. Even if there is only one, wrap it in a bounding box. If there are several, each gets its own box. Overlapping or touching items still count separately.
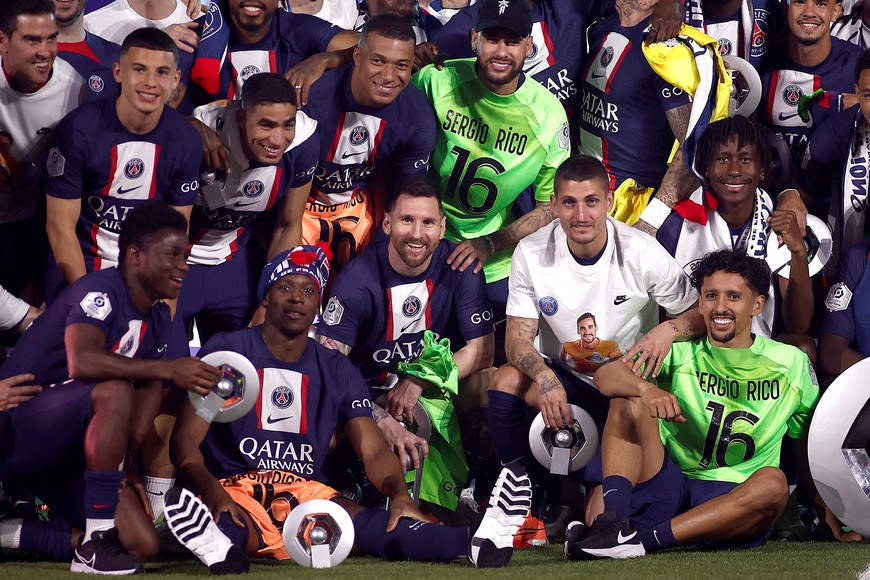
[3,541,870,579]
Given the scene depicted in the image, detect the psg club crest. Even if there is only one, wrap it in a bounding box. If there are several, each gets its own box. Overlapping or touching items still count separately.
[124,158,145,179]
[88,75,104,93]
[782,84,803,107]
[539,296,558,316]
[402,296,422,318]
[717,38,732,56]
[240,64,260,82]
[119,335,134,356]
[272,385,294,409]
[349,125,369,146]
[243,180,265,197]
[600,46,614,68]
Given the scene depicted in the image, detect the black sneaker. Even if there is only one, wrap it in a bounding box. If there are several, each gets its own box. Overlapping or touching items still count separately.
[163,487,249,575]
[70,528,144,575]
[575,512,645,559]
[468,463,532,568]
[563,520,589,560]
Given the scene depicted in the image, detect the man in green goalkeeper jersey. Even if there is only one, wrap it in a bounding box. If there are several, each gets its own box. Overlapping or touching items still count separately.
[412,0,570,346]
[566,249,859,560]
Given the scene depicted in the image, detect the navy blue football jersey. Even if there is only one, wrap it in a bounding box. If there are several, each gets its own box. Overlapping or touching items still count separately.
[57,32,120,101]
[0,268,170,385]
[821,240,870,355]
[317,238,493,386]
[197,328,373,481]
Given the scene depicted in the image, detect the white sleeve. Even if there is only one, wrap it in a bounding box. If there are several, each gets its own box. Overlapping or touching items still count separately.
[506,244,540,319]
[644,242,699,315]
[0,285,29,331]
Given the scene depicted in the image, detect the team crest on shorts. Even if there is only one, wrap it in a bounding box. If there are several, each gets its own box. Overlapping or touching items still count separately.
[80,292,112,320]
[717,38,732,56]
[825,282,852,312]
[539,296,558,316]
[124,158,145,179]
[88,75,104,92]
[349,125,369,146]
[402,296,422,317]
[271,385,294,409]
[243,180,265,197]
[600,46,613,67]
[240,65,260,82]
[782,84,803,107]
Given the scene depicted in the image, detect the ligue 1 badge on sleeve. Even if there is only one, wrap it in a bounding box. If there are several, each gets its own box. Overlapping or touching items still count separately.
[321,296,344,326]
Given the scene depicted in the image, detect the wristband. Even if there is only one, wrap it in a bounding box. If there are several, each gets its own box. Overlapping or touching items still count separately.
[638,198,672,230]
[482,235,496,255]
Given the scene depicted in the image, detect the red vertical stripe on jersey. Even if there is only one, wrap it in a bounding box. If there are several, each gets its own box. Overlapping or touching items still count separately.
[603,139,614,190]
[298,374,309,434]
[90,223,102,270]
[423,278,434,328]
[228,67,239,100]
[148,145,161,199]
[266,167,283,209]
[370,119,387,159]
[226,231,242,261]
[540,21,556,66]
[256,368,265,429]
[102,147,119,196]
[386,286,395,342]
[605,40,631,93]
[326,112,347,161]
[766,70,780,121]
[268,51,277,75]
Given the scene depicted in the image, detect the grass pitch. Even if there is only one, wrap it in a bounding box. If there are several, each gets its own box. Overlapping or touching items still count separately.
[3,541,870,579]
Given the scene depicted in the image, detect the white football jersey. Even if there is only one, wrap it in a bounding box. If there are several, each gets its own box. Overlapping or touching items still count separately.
[85,0,191,44]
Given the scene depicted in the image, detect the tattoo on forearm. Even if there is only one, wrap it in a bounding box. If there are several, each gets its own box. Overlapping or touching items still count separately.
[489,204,554,252]
[682,320,694,336]
[667,321,679,333]
[316,334,351,355]
[372,404,389,424]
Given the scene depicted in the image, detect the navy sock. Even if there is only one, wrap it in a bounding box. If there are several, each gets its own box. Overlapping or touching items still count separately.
[83,470,124,521]
[601,475,633,520]
[20,519,73,561]
[216,512,250,549]
[352,508,466,561]
[638,520,677,552]
[487,391,533,467]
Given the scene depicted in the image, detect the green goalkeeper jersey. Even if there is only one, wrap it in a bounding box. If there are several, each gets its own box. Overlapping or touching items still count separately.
[657,336,819,483]
[412,59,570,283]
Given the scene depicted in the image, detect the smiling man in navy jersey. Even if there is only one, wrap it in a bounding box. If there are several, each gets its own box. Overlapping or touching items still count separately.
[0,203,222,575]
[44,27,201,303]
[53,0,120,101]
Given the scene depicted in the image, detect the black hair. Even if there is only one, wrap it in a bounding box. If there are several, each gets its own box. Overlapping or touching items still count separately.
[120,27,179,64]
[855,49,870,84]
[386,175,444,215]
[576,312,596,325]
[241,73,297,110]
[118,202,188,266]
[0,0,54,37]
[0,130,12,144]
[359,13,416,46]
[554,154,610,194]
[690,249,771,300]
[695,116,771,178]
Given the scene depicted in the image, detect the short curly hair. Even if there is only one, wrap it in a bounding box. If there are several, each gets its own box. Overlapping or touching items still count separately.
[690,249,771,300]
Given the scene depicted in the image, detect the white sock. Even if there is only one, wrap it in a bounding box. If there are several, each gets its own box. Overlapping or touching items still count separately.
[85,518,114,540]
[144,476,174,522]
[0,518,23,549]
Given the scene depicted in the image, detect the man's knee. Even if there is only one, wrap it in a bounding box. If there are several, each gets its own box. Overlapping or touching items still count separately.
[90,380,135,419]
[488,364,533,400]
[740,467,789,517]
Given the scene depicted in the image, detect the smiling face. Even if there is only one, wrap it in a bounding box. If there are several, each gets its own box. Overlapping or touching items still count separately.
[705,135,762,213]
[0,13,58,93]
[382,192,446,276]
[113,46,179,120]
[788,0,841,46]
[53,0,86,27]
[237,101,296,164]
[228,0,278,34]
[471,26,532,95]
[577,316,599,348]
[698,270,765,348]
[351,31,415,108]
[133,227,190,301]
[551,177,613,258]
[263,274,320,336]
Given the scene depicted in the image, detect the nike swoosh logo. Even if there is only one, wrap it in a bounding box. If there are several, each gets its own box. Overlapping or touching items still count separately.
[602,488,616,497]
[591,70,607,79]
[617,530,637,543]
[400,318,422,333]
[340,150,365,159]
[76,552,97,567]
[146,490,164,496]
[613,297,629,305]
[266,415,292,424]
[777,112,799,122]
[234,199,260,208]
[116,185,141,195]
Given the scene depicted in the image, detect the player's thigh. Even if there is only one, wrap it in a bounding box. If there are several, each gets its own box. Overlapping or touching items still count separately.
[628,451,690,529]
[489,363,535,400]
